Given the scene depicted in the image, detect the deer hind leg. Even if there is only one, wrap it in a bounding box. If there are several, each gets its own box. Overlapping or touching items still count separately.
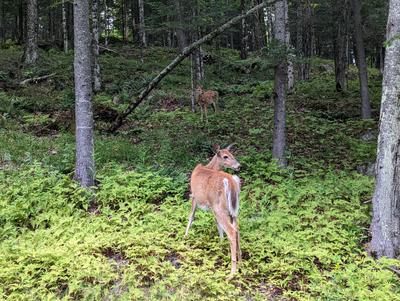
[212,101,217,113]
[204,105,208,123]
[232,217,241,261]
[214,209,237,276]
[216,222,224,241]
[184,198,197,237]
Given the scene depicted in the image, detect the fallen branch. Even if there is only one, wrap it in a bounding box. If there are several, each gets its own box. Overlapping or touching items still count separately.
[99,45,126,57]
[109,0,276,132]
[19,73,56,86]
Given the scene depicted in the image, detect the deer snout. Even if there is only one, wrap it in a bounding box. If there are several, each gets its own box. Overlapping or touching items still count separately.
[233,162,241,170]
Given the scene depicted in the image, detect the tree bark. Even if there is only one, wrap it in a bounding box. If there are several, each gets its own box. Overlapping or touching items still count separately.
[369,0,400,259]
[92,0,101,92]
[62,0,68,53]
[122,0,129,42]
[350,0,371,119]
[272,0,288,167]
[175,0,189,51]
[24,0,38,65]
[138,0,146,47]
[240,0,248,59]
[109,0,274,132]
[74,0,95,187]
[333,0,349,92]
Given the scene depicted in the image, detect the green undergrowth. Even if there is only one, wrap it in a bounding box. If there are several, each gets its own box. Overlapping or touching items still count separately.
[1,164,400,300]
[0,46,391,300]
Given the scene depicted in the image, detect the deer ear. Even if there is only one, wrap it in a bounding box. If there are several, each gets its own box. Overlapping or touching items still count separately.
[213,144,221,153]
[226,143,236,151]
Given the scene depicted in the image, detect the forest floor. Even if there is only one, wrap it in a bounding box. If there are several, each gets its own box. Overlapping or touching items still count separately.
[1,45,400,300]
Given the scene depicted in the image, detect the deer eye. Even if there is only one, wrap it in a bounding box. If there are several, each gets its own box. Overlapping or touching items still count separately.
[223,156,229,160]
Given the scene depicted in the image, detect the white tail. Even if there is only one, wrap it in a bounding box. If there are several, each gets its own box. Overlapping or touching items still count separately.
[184,144,241,277]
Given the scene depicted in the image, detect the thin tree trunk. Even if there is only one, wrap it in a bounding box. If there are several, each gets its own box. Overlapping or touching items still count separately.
[334,0,349,92]
[109,0,273,132]
[138,0,146,47]
[74,0,95,187]
[240,0,248,59]
[24,0,38,65]
[286,6,294,92]
[131,0,136,43]
[104,0,109,46]
[350,0,371,119]
[62,0,68,53]
[369,0,400,258]
[92,0,101,92]
[0,0,4,43]
[122,0,128,42]
[272,0,288,167]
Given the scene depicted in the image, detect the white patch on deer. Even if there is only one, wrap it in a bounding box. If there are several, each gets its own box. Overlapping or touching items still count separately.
[224,178,239,217]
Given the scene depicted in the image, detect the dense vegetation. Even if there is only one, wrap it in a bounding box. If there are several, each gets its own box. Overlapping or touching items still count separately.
[1,43,400,300]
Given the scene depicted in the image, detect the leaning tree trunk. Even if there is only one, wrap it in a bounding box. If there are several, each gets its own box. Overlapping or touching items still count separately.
[333,0,349,92]
[92,0,101,92]
[24,0,38,65]
[272,0,288,167]
[350,0,371,119]
[74,0,95,187]
[62,0,68,53]
[369,0,400,259]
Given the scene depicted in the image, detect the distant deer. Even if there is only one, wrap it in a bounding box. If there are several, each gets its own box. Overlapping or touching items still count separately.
[184,144,241,277]
[195,85,218,123]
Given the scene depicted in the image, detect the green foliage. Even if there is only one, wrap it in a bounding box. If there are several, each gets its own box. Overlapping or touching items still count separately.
[0,45,395,300]
[1,164,399,300]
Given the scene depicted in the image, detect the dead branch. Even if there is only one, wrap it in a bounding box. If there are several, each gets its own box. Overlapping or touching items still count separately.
[19,73,56,86]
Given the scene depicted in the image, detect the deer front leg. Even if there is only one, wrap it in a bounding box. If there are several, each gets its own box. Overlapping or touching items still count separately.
[184,199,197,237]
[200,105,204,122]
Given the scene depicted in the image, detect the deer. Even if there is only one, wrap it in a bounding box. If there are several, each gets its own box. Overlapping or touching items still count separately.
[184,144,242,277]
[195,85,218,123]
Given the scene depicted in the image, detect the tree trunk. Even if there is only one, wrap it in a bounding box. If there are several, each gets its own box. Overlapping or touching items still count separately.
[92,0,101,92]
[369,0,400,258]
[174,0,188,51]
[272,0,288,167]
[62,0,68,53]
[252,0,264,50]
[286,5,294,92]
[74,0,95,187]
[240,0,248,59]
[350,0,371,119]
[131,0,136,43]
[138,0,146,47]
[122,0,128,42]
[333,0,349,92]
[0,0,4,43]
[24,0,38,65]
[104,0,109,46]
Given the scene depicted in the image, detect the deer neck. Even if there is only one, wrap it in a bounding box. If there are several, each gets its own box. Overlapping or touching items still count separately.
[205,154,222,170]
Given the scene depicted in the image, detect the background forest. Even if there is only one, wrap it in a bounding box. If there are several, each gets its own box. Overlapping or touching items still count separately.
[1,0,400,300]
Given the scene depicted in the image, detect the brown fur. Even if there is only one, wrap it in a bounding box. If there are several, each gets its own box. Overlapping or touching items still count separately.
[195,85,218,123]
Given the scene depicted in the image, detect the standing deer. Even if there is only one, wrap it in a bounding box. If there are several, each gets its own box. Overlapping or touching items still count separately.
[185,144,241,277]
[195,85,218,123]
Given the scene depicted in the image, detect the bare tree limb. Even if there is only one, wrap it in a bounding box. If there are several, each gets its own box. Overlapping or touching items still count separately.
[109,0,276,132]
[19,73,56,86]
[99,45,126,57]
